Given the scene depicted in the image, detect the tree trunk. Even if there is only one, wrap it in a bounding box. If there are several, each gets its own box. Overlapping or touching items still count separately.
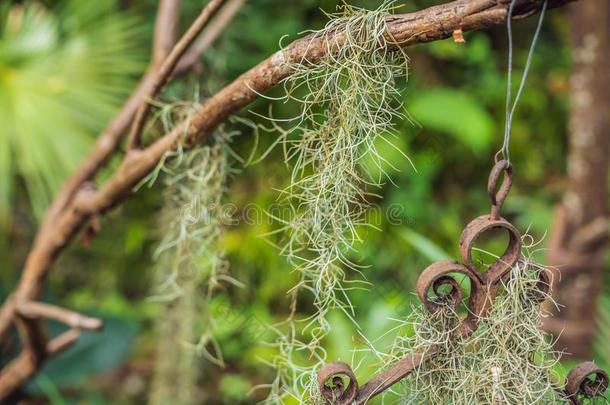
[544,0,610,358]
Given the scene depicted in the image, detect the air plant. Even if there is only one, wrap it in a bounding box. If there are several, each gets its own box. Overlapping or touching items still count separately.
[386,239,567,404]
[263,2,410,403]
[148,102,236,404]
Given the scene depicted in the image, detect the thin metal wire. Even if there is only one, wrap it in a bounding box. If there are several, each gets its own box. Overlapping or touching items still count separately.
[496,0,549,164]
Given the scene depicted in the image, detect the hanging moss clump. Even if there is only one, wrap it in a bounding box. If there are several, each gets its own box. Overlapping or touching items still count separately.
[386,245,567,404]
[150,131,232,405]
[264,2,411,403]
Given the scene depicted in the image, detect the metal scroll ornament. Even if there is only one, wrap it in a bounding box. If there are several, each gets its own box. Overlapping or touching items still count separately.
[317,161,609,405]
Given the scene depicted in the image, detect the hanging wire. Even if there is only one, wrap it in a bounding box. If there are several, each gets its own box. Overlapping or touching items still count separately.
[496,0,549,164]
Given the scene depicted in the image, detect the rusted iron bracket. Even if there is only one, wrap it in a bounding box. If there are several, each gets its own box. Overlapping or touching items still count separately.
[317,160,609,404]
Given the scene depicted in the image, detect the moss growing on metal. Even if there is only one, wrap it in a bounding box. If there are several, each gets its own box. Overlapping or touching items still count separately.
[387,246,566,404]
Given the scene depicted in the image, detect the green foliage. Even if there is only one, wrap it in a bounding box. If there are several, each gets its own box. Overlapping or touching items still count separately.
[409,88,495,154]
[219,374,252,403]
[398,228,451,262]
[30,317,138,390]
[0,0,143,222]
[596,296,610,371]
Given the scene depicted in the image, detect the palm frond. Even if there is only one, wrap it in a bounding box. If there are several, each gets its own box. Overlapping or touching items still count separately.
[0,0,145,222]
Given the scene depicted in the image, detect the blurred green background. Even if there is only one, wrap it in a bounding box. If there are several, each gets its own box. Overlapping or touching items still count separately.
[0,0,607,404]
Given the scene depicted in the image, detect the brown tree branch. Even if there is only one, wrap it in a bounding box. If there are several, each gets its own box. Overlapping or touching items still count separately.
[0,0,576,399]
[17,302,103,331]
[153,0,182,65]
[0,311,98,399]
[0,1,244,399]
[175,0,246,74]
[126,0,228,150]
[0,1,185,364]
[46,329,82,356]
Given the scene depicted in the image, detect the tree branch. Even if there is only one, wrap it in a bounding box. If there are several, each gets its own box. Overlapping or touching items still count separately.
[126,0,227,150]
[0,0,577,399]
[175,0,246,74]
[153,0,182,65]
[0,1,244,399]
[43,0,235,228]
[81,0,578,219]
[17,302,103,331]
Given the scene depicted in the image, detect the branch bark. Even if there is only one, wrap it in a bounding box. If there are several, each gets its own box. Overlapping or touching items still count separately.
[0,0,577,398]
[153,0,182,65]
[127,0,227,150]
[175,0,245,74]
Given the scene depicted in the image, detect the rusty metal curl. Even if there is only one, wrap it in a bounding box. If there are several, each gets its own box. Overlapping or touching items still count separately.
[564,361,609,405]
[317,161,609,404]
[416,260,482,336]
[416,161,524,335]
[318,361,358,404]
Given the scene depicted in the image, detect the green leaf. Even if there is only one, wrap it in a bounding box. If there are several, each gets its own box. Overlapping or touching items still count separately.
[398,227,450,262]
[32,374,68,405]
[28,316,138,390]
[409,88,495,154]
[0,1,144,222]
[595,296,610,369]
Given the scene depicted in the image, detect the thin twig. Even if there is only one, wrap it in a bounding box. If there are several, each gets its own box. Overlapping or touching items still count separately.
[153,0,182,64]
[46,329,81,356]
[175,0,246,74]
[17,301,103,331]
[127,0,228,150]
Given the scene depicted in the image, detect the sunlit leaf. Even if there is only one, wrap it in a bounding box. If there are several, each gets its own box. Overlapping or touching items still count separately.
[398,227,450,262]
[0,0,144,222]
[409,88,495,154]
